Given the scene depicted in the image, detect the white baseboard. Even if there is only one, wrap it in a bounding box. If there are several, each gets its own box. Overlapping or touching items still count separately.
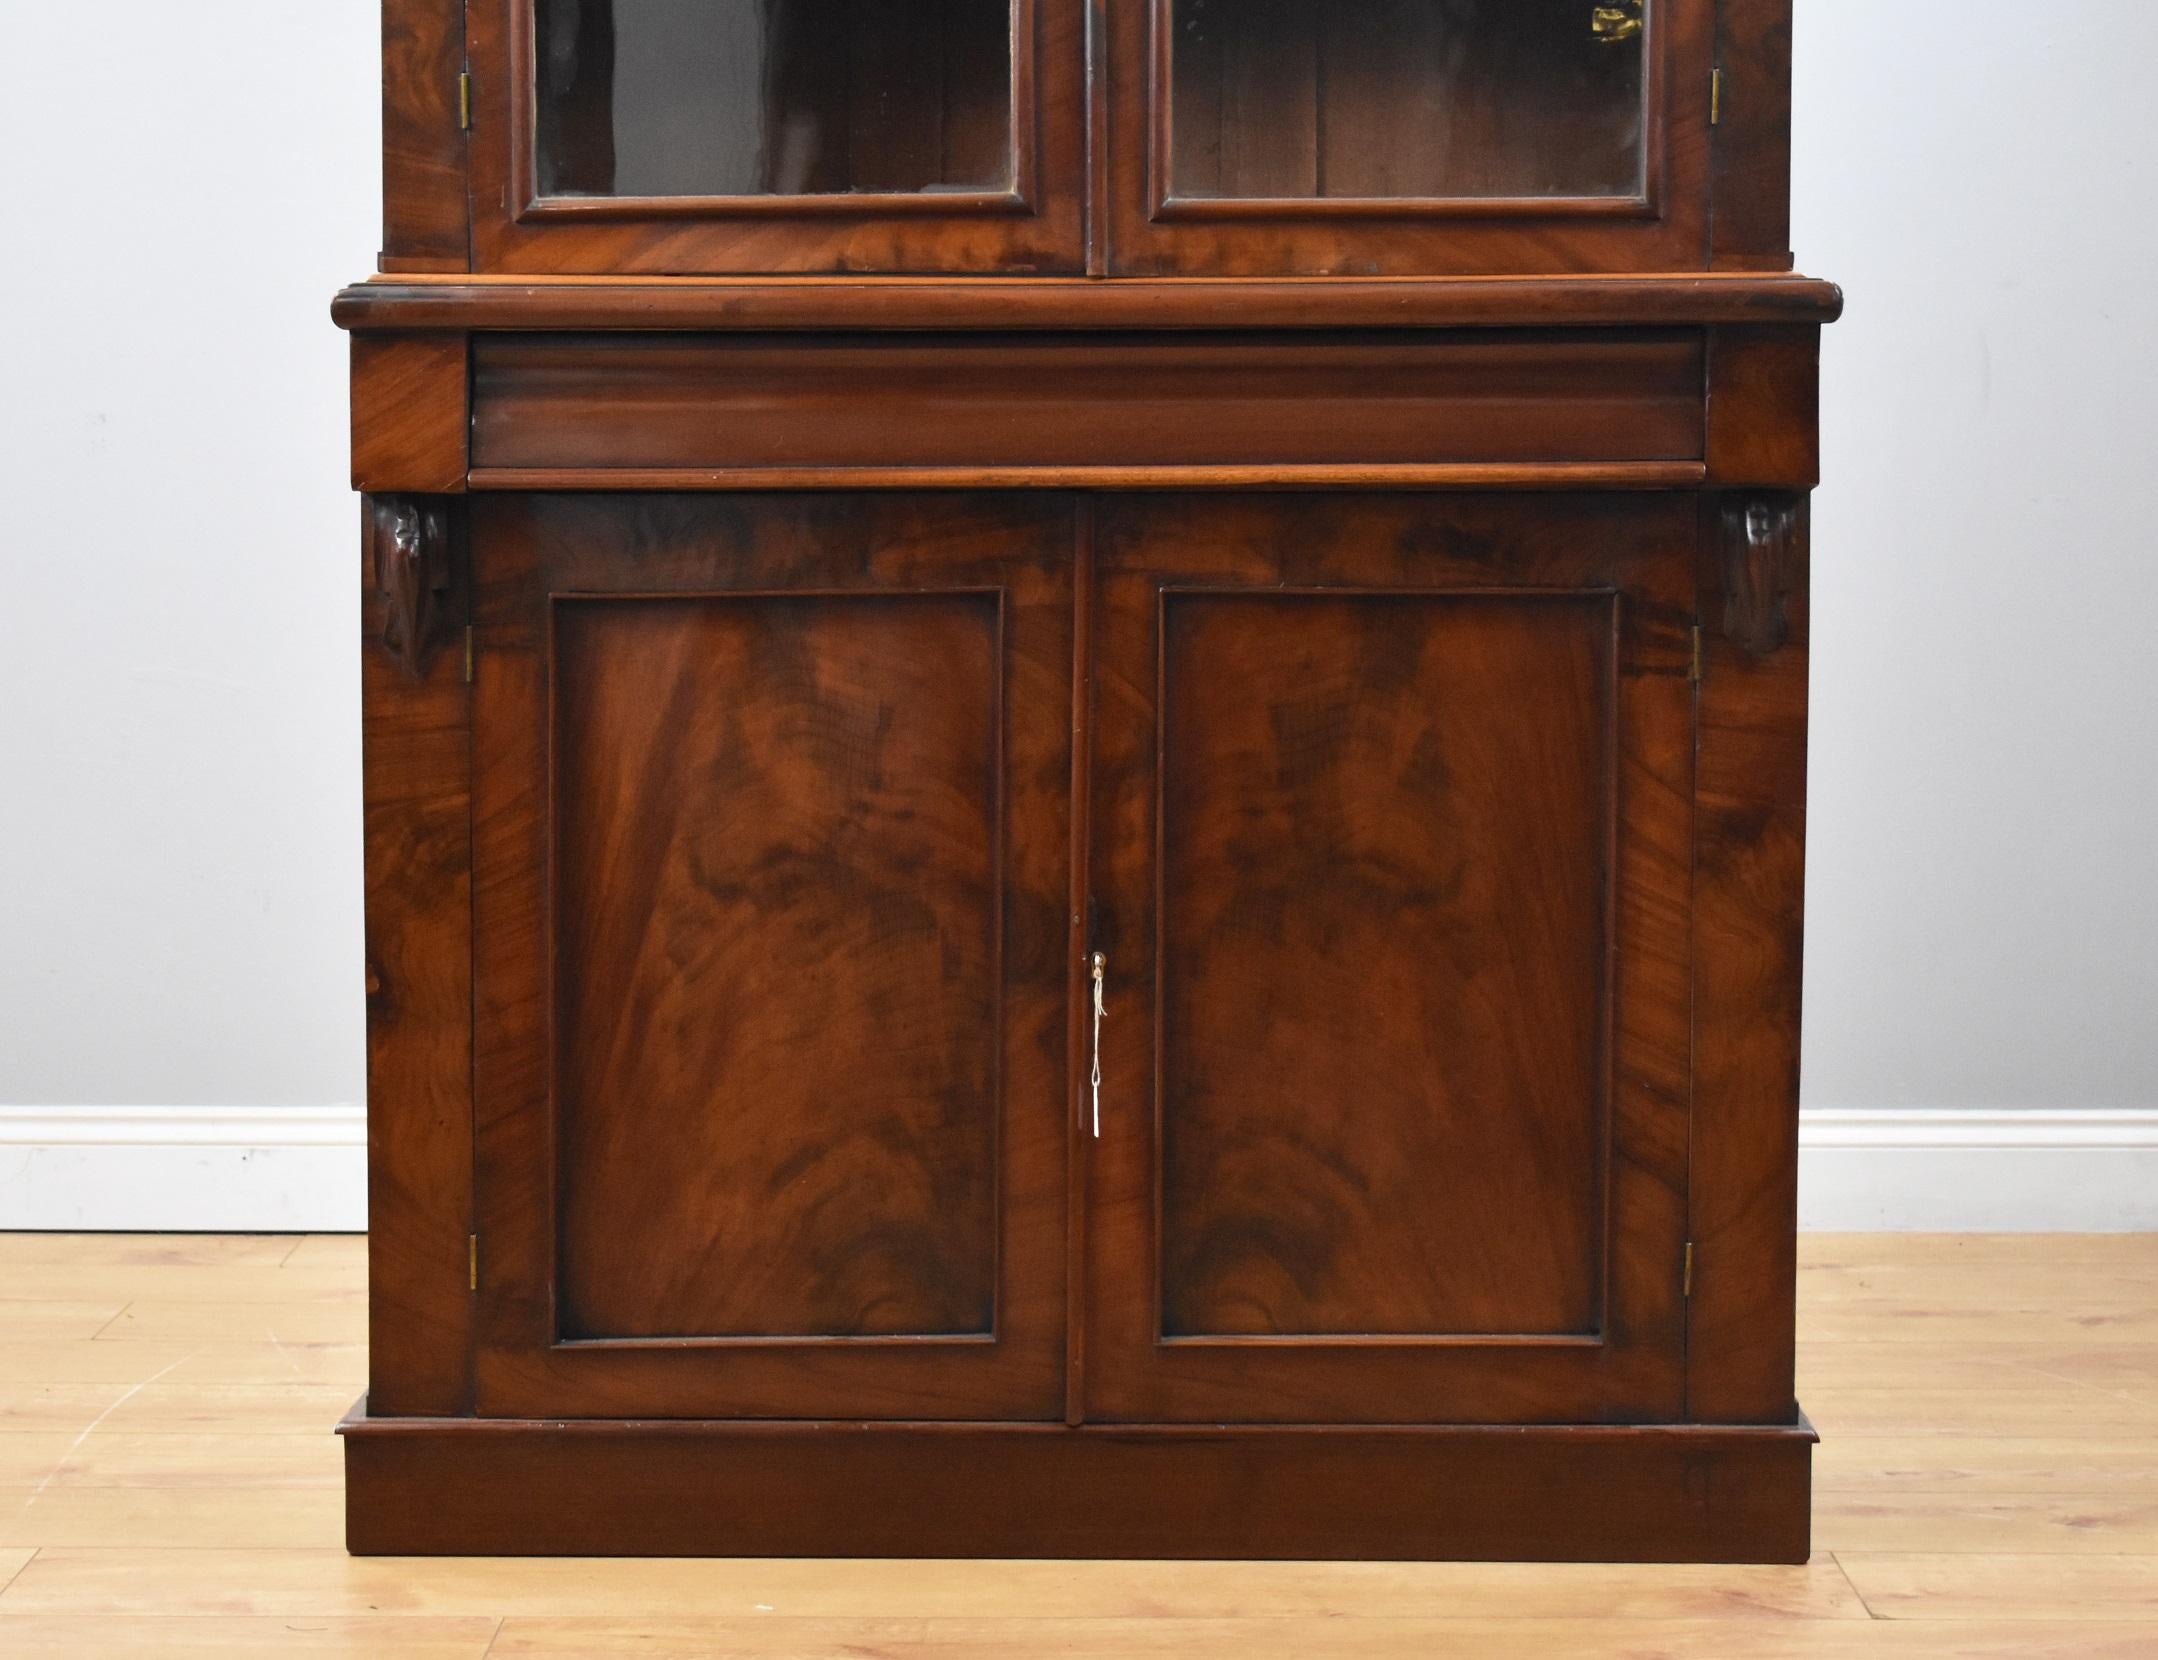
[0,1106,367,1232]
[1,1104,2152,1234]
[1799,1108,2158,1231]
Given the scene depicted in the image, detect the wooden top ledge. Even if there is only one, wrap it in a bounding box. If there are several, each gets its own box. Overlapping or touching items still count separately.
[334,273,1845,334]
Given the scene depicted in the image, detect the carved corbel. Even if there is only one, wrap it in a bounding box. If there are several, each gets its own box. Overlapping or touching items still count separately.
[1718,493,1802,657]
[369,496,454,677]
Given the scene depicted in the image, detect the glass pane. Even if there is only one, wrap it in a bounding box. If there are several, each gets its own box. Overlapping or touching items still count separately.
[1167,0,1647,200]
[535,0,1016,198]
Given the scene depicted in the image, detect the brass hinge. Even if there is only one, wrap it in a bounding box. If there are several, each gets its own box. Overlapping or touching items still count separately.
[458,71,473,132]
[1690,625,1704,684]
[468,1234,479,1291]
[1711,67,1724,126]
[463,625,475,685]
[1683,1241,1696,1299]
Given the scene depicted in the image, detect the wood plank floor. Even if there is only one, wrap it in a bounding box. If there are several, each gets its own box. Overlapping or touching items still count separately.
[0,1232,2154,1657]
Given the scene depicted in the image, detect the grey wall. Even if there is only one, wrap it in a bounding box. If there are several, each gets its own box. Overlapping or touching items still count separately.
[1794,0,2158,1113]
[0,2,2151,1220]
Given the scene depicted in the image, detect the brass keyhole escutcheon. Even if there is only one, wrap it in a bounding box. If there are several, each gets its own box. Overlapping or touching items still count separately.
[1592,0,1645,42]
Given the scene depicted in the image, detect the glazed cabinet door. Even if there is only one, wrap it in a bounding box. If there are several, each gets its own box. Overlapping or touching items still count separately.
[1085,496,1696,1423]
[470,0,1087,272]
[1105,0,1714,274]
[470,494,1073,1419]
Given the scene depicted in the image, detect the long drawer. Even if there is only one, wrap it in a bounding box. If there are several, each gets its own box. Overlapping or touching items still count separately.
[468,329,1706,483]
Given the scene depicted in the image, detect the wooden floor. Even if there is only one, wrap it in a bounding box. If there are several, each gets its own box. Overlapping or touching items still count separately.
[0,1235,2154,1656]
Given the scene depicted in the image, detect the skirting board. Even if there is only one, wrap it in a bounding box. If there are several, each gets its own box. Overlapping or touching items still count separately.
[0,1106,366,1232]
[1,1105,2152,1233]
[1798,1108,2158,1231]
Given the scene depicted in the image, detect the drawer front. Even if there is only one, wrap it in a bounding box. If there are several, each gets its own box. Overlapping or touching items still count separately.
[471,330,1705,478]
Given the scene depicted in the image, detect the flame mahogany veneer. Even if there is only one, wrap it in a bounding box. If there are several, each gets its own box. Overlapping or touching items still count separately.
[342,0,1831,1561]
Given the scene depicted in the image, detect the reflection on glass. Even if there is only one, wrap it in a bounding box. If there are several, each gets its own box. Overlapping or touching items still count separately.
[535,0,1015,198]
[1168,0,1647,200]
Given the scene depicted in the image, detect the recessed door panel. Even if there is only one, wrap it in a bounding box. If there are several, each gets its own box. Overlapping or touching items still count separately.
[1159,592,1611,1341]
[1087,495,1695,1424]
[472,494,1073,1420]
[552,593,1002,1342]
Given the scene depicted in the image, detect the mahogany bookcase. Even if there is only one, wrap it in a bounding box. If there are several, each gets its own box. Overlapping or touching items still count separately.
[337,0,1837,1561]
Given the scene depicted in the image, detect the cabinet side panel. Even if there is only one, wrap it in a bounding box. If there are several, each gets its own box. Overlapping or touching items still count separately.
[1711,0,1793,269]
[383,0,470,270]
[1689,494,1807,1423]
[362,500,475,1416]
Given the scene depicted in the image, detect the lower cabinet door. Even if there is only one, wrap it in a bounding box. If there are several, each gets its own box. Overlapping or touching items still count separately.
[470,494,1073,1420]
[1084,496,1697,1424]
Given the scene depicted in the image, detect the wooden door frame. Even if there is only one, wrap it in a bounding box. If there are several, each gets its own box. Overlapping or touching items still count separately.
[376,0,1794,277]
[1103,0,1714,275]
[1079,493,1698,1423]
[467,493,1076,1420]
[465,0,1090,273]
